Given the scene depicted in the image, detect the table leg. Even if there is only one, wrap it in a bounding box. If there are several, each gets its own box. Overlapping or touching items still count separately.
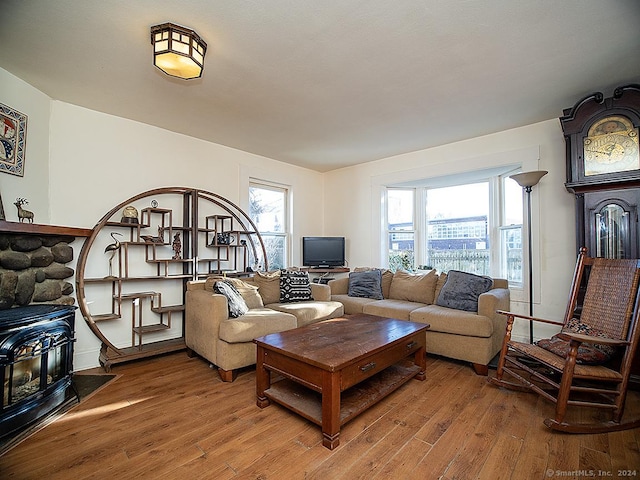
[414,344,426,381]
[321,370,341,449]
[256,346,271,408]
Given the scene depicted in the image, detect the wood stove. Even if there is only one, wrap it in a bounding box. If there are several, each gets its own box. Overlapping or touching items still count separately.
[1,305,76,440]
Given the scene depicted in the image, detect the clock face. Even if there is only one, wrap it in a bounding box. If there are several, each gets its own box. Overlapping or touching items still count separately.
[584,115,640,176]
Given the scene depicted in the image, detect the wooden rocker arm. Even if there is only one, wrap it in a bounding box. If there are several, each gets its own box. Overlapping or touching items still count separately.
[556,331,629,347]
[496,310,565,327]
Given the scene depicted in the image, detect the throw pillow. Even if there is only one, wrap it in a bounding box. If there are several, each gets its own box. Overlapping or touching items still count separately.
[435,270,493,312]
[236,284,264,309]
[536,337,609,365]
[205,275,264,309]
[536,318,616,365]
[253,270,281,304]
[388,269,438,304]
[563,318,616,359]
[280,270,313,303]
[354,267,393,298]
[213,281,249,318]
[434,272,447,302]
[348,270,384,299]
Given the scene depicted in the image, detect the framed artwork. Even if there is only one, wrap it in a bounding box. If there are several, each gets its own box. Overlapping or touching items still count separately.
[0,103,27,177]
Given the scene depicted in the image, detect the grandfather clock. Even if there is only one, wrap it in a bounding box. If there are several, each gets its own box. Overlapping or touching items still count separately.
[561,84,640,258]
[561,84,640,386]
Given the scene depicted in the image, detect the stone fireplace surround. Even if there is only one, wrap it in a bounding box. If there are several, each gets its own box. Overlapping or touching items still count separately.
[0,221,92,309]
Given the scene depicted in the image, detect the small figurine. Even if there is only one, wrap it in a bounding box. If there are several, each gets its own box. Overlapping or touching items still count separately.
[141,226,165,243]
[14,198,34,223]
[172,233,182,259]
[104,232,123,278]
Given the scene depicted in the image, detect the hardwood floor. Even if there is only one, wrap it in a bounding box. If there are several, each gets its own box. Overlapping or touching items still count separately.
[1,352,639,479]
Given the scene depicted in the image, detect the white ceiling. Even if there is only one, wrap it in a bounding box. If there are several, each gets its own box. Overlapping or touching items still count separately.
[1,1,639,172]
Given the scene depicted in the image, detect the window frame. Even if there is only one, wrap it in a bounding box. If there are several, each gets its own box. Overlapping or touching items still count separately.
[385,187,417,272]
[249,179,291,270]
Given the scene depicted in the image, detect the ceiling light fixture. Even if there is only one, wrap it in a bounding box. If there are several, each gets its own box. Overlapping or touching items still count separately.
[150,23,207,80]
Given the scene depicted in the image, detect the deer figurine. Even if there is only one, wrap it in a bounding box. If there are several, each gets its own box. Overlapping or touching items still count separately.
[14,198,34,223]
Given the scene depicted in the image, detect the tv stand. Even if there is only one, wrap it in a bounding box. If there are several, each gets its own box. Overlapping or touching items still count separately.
[302,267,349,285]
[302,267,349,273]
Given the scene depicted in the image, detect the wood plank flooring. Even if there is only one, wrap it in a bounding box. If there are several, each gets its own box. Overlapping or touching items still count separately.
[1,352,639,479]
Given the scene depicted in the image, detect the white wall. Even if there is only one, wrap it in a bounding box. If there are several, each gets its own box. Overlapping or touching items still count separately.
[324,120,577,343]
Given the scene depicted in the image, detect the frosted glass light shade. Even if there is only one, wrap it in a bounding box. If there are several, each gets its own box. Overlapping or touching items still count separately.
[151,23,207,79]
[510,170,548,188]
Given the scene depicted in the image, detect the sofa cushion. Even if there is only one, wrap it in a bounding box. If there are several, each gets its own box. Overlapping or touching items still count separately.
[354,267,394,298]
[348,270,383,299]
[389,269,437,304]
[218,308,298,343]
[254,270,281,304]
[268,301,344,327]
[362,299,427,321]
[213,281,249,318]
[410,305,493,338]
[331,294,378,315]
[205,275,264,309]
[280,270,313,303]
[435,270,493,312]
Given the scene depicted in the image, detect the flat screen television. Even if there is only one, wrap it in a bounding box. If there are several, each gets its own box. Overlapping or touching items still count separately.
[302,236,345,268]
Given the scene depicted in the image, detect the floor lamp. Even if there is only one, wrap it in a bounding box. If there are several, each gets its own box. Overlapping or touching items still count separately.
[510,170,547,344]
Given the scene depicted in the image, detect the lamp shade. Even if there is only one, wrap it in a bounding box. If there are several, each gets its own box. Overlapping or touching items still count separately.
[151,23,207,79]
[510,170,548,188]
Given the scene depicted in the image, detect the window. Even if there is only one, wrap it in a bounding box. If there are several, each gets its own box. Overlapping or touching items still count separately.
[387,189,415,271]
[385,167,523,283]
[249,181,289,270]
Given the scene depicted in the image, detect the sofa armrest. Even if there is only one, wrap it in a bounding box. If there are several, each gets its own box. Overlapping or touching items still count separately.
[185,290,229,363]
[310,283,331,301]
[328,277,349,295]
[478,288,510,321]
[491,278,508,289]
[186,280,207,291]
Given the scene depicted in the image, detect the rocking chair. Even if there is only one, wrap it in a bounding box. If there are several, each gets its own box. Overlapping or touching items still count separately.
[489,247,640,433]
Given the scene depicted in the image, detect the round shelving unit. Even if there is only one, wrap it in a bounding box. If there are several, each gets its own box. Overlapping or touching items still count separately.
[76,187,267,370]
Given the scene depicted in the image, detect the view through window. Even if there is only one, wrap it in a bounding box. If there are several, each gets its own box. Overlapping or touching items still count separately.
[249,181,288,270]
[425,182,489,275]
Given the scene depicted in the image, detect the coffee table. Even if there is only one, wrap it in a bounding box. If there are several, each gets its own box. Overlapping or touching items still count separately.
[254,314,429,449]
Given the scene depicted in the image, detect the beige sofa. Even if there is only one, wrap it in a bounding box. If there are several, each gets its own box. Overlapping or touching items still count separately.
[185,273,344,381]
[328,269,510,375]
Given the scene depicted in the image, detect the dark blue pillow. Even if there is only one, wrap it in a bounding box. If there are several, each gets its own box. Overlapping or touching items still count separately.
[348,270,383,300]
[214,281,249,318]
[435,270,493,312]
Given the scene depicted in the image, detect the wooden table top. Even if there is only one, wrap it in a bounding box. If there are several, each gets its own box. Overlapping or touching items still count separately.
[254,314,429,372]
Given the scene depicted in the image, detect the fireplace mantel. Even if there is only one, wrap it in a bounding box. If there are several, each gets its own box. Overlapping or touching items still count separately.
[0,220,92,237]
